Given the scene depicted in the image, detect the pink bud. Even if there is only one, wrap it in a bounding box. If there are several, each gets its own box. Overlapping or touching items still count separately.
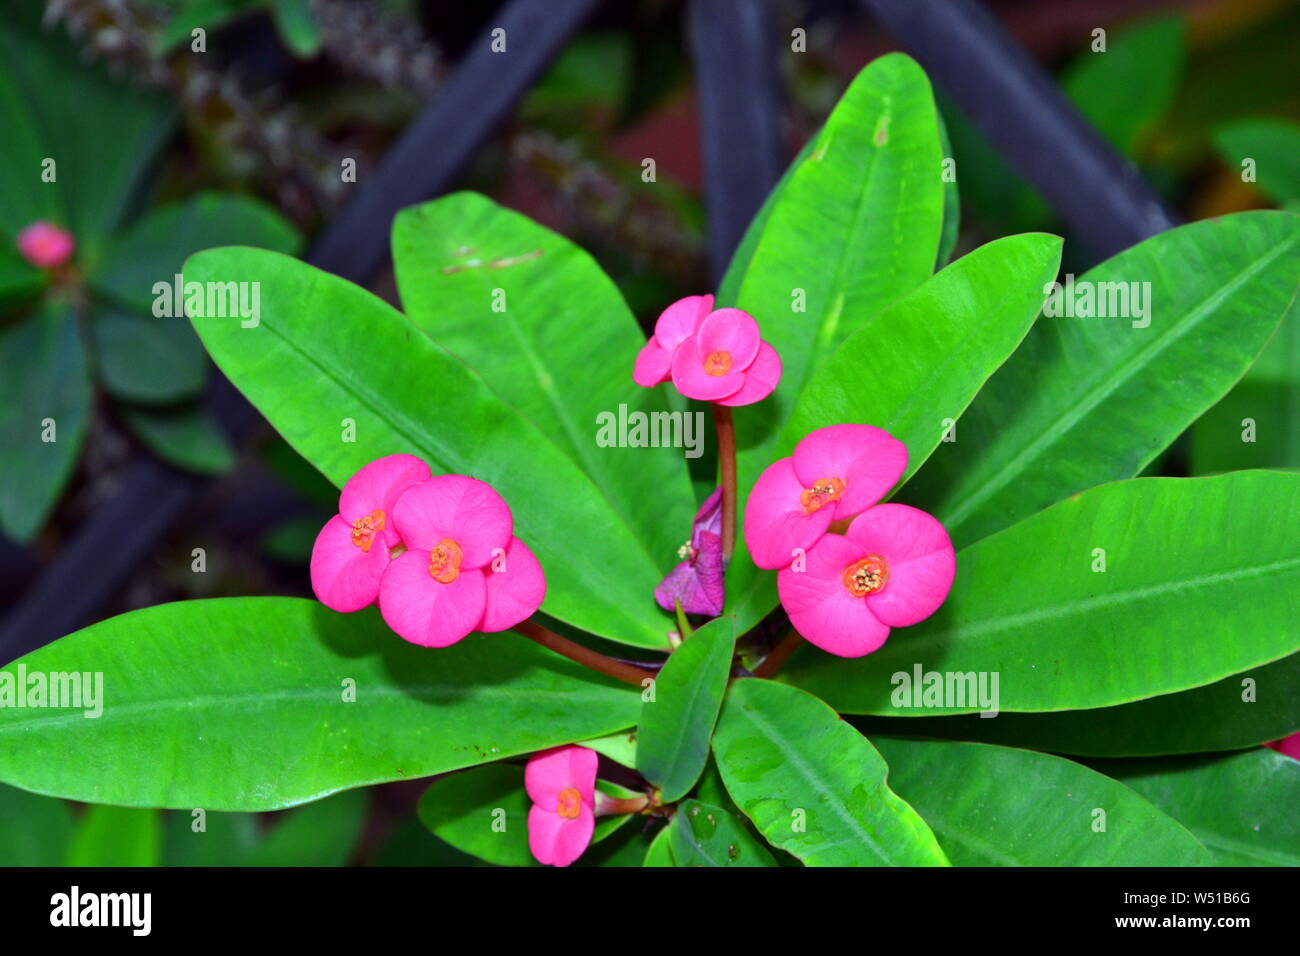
[16,221,75,269]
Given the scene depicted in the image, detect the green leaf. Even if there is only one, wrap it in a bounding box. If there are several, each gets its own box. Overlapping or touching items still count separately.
[248,790,367,866]
[185,246,670,648]
[0,597,639,810]
[270,0,322,57]
[669,799,777,867]
[934,110,960,268]
[577,729,638,769]
[418,764,633,867]
[906,211,1300,548]
[642,824,675,866]
[1059,14,1186,154]
[0,302,91,543]
[873,738,1211,866]
[0,4,173,254]
[1213,117,1300,206]
[853,652,1300,758]
[712,679,948,866]
[164,810,260,867]
[0,783,73,865]
[392,192,693,568]
[1092,749,1300,866]
[729,53,944,482]
[67,806,162,867]
[120,402,236,475]
[726,233,1063,631]
[0,245,43,308]
[91,307,207,404]
[93,192,300,314]
[637,617,735,801]
[783,472,1300,714]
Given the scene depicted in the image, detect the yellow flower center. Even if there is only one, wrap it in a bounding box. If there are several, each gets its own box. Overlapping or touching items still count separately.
[703,350,733,376]
[842,555,888,597]
[350,510,386,552]
[800,477,845,514]
[556,787,582,820]
[427,538,464,584]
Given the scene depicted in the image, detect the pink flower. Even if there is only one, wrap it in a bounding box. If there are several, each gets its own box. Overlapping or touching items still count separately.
[378,474,545,647]
[744,424,907,570]
[16,221,75,269]
[632,296,781,407]
[1266,732,1300,760]
[633,294,713,387]
[526,745,597,867]
[655,487,725,616]
[777,503,955,658]
[310,454,431,612]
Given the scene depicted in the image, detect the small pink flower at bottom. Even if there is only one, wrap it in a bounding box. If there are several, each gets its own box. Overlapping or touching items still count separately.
[633,294,713,387]
[655,487,725,616]
[669,307,781,406]
[526,745,597,867]
[1266,732,1300,760]
[378,475,545,647]
[17,221,75,269]
[310,454,432,612]
[778,503,955,658]
[745,424,907,570]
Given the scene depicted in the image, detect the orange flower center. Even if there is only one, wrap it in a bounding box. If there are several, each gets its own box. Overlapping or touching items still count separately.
[556,787,582,820]
[427,538,464,583]
[842,555,888,597]
[800,477,845,514]
[350,510,386,552]
[703,350,733,376]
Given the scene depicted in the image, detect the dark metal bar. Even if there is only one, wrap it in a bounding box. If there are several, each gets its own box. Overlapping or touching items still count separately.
[1,0,600,663]
[687,0,787,285]
[861,0,1180,260]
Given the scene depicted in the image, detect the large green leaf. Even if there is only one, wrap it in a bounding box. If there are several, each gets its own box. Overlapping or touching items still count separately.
[185,246,669,647]
[0,302,91,543]
[120,402,236,475]
[91,306,207,404]
[906,211,1300,548]
[853,652,1300,758]
[417,763,632,867]
[0,3,173,254]
[1213,117,1300,207]
[636,616,735,801]
[783,472,1300,714]
[66,806,163,867]
[668,799,777,867]
[1093,749,1300,866]
[727,233,1063,630]
[873,738,1211,866]
[0,598,638,810]
[0,783,73,865]
[642,824,675,866]
[712,679,948,867]
[392,192,692,566]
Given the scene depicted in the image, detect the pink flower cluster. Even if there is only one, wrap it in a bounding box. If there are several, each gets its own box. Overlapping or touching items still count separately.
[525,745,598,867]
[633,295,781,406]
[17,221,75,269]
[745,425,956,658]
[310,454,545,647]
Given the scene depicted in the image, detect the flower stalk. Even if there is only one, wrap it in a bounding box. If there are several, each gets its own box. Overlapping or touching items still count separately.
[712,403,737,560]
[515,619,655,688]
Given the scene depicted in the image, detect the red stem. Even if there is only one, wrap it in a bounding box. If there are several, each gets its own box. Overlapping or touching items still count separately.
[515,619,655,689]
[712,403,737,560]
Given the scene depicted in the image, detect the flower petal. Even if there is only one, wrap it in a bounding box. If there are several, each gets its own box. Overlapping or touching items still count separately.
[633,338,672,387]
[670,335,745,400]
[479,537,547,632]
[525,745,599,807]
[654,530,725,616]
[743,457,834,570]
[792,424,907,520]
[696,307,760,370]
[528,803,594,867]
[377,549,487,647]
[654,294,714,349]
[715,340,782,407]
[778,533,890,657]
[391,474,512,568]
[309,515,389,612]
[691,487,724,546]
[338,453,431,524]
[846,503,955,627]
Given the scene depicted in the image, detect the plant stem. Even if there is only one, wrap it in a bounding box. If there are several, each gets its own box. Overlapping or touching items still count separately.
[752,630,803,679]
[712,402,737,560]
[516,619,655,689]
[595,792,651,816]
